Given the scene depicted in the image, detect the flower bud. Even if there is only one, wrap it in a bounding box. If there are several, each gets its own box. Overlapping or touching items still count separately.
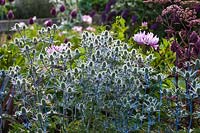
[97,73,102,79]
[25,45,29,51]
[172,67,176,74]
[0,0,5,5]
[37,113,43,121]
[60,5,66,12]
[38,128,43,133]
[157,75,162,81]
[61,82,66,89]
[75,49,80,56]
[67,87,72,93]
[195,59,200,67]
[47,27,51,32]
[28,17,35,25]
[102,61,107,68]
[88,61,94,67]
[145,68,148,74]
[7,10,14,20]
[96,50,101,57]
[41,99,46,106]
[52,24,57,30]
[91,69,96,75]
[150,107,154,112]
[197,88,200,95]
[47,94,53,100]
[70,9,77,18]
[50,7,57,16]
[185,72,190,79]
[39,54,44,60]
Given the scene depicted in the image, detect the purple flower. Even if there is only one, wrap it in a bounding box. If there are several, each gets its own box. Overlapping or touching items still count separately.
[195,38,200,47]
[50,7,57,16]
[133,31,146,44]
[104,0,116,13]
[7,10,14,20]
[121,9,129,19]
[105,3,111,13]
[131,15,137,23]
[70,9,77,19]
[150,23,159,30]
[59,5,66,12]
[171,41,183,56]
[0,0,5,5]
[101,12,107,23]
[193,4,200,13]
[189,31,199,43]
[28,16,36,25]
[133,31,159,50]
[44,19,53,27]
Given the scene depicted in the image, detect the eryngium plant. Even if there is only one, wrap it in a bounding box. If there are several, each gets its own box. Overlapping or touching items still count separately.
[0,26,199,132]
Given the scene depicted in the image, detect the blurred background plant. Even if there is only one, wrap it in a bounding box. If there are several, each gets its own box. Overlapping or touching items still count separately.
[0,0,15,20]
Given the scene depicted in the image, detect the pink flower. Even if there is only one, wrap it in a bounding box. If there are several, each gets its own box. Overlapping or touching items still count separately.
[133,31,159,50]
[72,26,83,33]
[82,15,92,24]
[141,21,148,27]
[133,31,146,44]
[86,26,96,32]
[46,44,67,54]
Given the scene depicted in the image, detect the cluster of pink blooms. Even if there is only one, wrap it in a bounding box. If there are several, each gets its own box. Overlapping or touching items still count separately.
[71,15,95,33]
[72,26,96,33]
[82,15,92,24]
[133,31,159,50]
[85,26,96,32]
[46,44,67,55]
[72,26,83,33]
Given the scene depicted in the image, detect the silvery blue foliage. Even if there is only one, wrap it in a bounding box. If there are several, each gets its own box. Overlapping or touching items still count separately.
[0,26,199,132]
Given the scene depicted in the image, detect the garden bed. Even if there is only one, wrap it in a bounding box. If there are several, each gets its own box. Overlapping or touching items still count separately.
[0,0,200,132]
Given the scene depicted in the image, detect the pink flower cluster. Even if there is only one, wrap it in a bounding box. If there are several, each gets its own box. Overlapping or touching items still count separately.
[46,44,67,55]
[82,15,92,24]
[72,26,83,33]
[85,26,96,32]
[72,26,96,33]
[133,31,159,50]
